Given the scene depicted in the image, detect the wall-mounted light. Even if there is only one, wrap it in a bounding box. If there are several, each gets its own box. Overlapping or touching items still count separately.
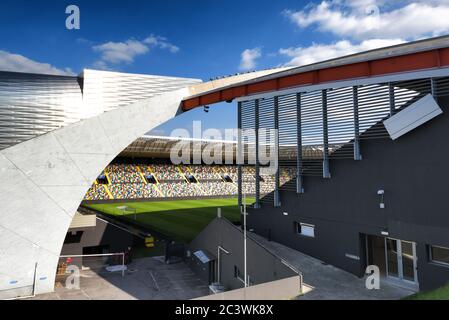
[203,105,210,113]
[282,212,289,216]
[377,189,385,209]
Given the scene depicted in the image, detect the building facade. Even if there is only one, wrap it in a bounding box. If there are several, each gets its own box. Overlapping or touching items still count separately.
[238,70,449,292]
[246,96,449,291]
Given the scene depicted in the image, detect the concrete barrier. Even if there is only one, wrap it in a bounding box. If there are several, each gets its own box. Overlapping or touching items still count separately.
[195,275,302,300]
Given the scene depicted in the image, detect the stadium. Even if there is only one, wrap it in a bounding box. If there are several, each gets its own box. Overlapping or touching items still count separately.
[3,35,449,300]
[82,136,247,244]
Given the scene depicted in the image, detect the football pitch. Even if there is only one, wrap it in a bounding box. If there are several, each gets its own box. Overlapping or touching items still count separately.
[86,198,253,243]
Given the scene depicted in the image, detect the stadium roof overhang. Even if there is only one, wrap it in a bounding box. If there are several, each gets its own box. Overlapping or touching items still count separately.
[118,135,318,161]
[181,35,449,111]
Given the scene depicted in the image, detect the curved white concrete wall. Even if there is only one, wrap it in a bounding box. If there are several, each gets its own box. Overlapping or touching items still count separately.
[0,88,189,298]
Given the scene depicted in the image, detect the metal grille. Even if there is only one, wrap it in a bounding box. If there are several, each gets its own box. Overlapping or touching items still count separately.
[0,70,200,151]
[327,86,355,159]
[238,76,449,208]
[300,90,325,177]
[0,72,83,150]
[278,94,298,192]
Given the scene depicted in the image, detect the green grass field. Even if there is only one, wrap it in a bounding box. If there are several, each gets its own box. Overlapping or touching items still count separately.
[405,282,449,300]
[86,198,251,243]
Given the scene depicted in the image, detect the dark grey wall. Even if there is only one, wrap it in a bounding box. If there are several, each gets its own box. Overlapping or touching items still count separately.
[188,217,297,291]
[61,218,134,256]
[248,96,449,291]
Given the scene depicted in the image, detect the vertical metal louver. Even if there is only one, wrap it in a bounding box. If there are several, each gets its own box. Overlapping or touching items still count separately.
[238,76,449,208]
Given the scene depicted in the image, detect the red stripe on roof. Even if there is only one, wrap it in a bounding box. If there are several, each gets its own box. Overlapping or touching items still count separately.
[182,47,449,111]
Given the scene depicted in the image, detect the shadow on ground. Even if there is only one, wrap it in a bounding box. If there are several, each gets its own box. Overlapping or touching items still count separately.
[30,257,209,300]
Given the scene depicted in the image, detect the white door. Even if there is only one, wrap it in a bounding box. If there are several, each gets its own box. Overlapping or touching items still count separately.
[385,238,418,285]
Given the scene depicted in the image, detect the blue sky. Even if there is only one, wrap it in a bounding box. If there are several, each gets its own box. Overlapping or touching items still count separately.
[1,0,449,138]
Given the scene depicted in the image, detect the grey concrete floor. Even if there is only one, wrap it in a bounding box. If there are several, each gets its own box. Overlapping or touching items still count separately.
[29,238,415,300]
[249,233,415,300]
[29,256,209,300]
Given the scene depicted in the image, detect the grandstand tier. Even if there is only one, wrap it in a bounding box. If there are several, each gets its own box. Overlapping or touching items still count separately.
[83,163,296,201]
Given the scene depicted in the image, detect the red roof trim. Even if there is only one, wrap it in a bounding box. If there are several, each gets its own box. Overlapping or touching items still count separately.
[182,48,449,111]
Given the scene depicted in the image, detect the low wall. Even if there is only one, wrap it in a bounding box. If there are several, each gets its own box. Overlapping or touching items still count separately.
[195,276,302,300]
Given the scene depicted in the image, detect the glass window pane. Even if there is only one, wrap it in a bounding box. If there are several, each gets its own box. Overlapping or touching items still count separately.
[431,246,449,265]
[386,239,399,278]
[401,241,415,281]
[301,225,315,238]
[297,223,315,238]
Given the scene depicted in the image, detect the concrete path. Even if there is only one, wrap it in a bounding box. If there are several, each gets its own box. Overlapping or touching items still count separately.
[29,257,209,300]
[249,233,415,300]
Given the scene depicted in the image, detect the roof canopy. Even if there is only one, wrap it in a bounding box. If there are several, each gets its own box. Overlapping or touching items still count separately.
[182,35,449,110]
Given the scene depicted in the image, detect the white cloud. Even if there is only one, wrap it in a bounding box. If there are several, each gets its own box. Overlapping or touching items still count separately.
[285,1,449,40]
[92,35,179,68]
[279,38,405,66]
[144,35,179,53]
[93,39,149,64]
[0,50,74,75]
[239,48,262,71]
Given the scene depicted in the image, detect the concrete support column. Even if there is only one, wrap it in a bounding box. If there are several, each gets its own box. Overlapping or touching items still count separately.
[389,82,396,117]
[255,99,260,209]
[237,101,243,210]
[353,86,362,161]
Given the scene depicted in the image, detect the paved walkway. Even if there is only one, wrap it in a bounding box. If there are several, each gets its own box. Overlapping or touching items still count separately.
[249,233,415,300]
[29,238,414,300]
[29,257,209,300]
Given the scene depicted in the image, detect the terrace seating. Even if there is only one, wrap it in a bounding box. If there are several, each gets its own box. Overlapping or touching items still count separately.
[242,183,256,195]
[158,182,203,197]
[84,184,110,200]
[146,164,184,181]
[107,164,144,184]
[200,182,238,196]
[108,183,160,199]
[84,163,264,201]
[184,165,220,181]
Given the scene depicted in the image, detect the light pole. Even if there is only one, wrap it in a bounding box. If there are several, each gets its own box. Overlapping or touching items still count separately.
[243,191,248,288]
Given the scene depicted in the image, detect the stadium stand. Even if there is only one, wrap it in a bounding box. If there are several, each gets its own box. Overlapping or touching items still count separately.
[81,134,297,201]
[158,181,203,197]
[146,164,185,181]
[183,165,221,181]
[200,181,238,196]
[84,184,111,200]
[107,164,145,184]
[83,163,296,201]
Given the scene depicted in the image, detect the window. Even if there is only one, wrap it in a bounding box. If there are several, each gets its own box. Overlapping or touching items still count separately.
[429,245,449,266]
[296,222,315,238]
